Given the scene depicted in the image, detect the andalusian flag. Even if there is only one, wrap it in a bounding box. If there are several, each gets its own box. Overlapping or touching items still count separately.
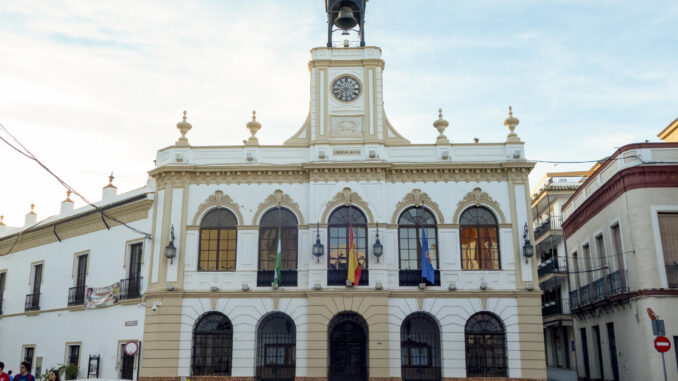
[273,227,282,287]
[347,227,362,285]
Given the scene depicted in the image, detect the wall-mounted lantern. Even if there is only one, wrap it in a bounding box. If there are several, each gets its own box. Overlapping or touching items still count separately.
[165,225,177,264]
[522,222,534,263]
[372,222,383,262]
[312,222,325,263]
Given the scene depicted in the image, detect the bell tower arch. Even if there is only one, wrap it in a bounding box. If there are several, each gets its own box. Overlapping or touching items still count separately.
[326,0,367,47]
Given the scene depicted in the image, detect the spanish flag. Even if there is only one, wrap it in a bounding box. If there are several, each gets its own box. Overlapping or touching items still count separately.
[347,227,362,285]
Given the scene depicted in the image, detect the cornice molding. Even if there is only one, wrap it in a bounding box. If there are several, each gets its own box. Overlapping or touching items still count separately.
[150,163,533,186]
[562,165,678,236]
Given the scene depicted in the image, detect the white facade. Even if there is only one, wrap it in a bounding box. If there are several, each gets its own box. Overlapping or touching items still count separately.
[0,187,154,380]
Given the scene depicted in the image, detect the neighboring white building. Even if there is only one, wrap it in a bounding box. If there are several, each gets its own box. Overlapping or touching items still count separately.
[530,171,590,372]
[0,180,154,380]
[562,141,678,381]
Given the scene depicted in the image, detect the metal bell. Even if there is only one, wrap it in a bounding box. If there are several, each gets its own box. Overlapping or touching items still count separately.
[334,6,358,30]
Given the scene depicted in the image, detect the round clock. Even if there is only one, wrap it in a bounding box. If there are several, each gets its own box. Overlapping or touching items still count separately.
[331,76,361,102]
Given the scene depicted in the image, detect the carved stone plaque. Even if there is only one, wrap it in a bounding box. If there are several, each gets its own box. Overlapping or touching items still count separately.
[331,116,362,137]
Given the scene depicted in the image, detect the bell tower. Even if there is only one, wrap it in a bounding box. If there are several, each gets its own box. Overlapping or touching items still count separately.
[326,0,366,47]
[284,0,408,148]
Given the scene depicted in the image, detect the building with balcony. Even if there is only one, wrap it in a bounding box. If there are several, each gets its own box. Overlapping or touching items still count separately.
[531,171,590,372]
[0,181,153,380]
[561,141,678,381]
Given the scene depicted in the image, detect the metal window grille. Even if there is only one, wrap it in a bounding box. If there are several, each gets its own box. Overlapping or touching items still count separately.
[465,312,507,377]
[199,208,238,271]
[401,313,441,381]
[328,312,368,381]
[192,312,233,376]
[68,285,86,306]
[256,313,296,381]
[120,277,143,300]
[327,206,368,285]
[460,207,500,270]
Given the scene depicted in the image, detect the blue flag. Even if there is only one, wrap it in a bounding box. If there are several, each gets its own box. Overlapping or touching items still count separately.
[421,227,435,284]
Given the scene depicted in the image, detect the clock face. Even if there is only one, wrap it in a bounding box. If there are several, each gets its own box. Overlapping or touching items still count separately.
[332,76,361,102]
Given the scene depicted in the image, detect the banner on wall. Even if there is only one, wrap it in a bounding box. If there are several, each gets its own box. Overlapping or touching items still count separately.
[85,282,121,309]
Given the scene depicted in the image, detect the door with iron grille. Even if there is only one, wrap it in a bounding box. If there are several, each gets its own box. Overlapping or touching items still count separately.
[329,312,368,381]
[401,313,441,381]
[120,347,134,380]
[256,313,296,381]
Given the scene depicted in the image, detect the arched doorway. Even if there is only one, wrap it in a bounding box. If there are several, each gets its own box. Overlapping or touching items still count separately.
[256,312,296,381]
[328,312,368,381]
[400,313,441,381]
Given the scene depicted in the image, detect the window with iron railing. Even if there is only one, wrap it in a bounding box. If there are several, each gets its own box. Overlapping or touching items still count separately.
[658,213,678,288]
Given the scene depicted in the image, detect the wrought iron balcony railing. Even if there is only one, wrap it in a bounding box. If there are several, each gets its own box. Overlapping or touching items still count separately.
[256,270,298,287]
[569,270,629,312]
[120,277,143,300]
[537,256,568,278]
[68,285,87,306]
[399,269,441,286]
[25,292,40,311]
[327,269,369,286]
[542,299,571,316]
[534,216,564,241]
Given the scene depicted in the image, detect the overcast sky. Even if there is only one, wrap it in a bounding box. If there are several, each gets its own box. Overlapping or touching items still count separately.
[1,0,676,226]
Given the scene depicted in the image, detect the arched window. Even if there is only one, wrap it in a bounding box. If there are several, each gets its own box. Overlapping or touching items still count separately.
[258,208,298,287]
[398,207,439,286]
[199,208,238,271]
[401,313,441,381]
[192,312,233,376]
[327,206,368,285]
[460,206,500,270]
[256,313,296,381]
[465,312,507,377]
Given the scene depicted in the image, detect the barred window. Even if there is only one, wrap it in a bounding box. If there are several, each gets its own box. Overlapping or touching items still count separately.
[192,312,233,376]
[256,313,296,381]
[199,208,238,271]
[460,207,500,270]
[465,312,507,377]
[398,207,438,270]
[259,208,298,271]
[401,313,441,381]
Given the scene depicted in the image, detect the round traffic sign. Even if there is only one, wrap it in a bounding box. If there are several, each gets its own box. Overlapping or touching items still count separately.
[655,336,671,353]
[124,340,139,356]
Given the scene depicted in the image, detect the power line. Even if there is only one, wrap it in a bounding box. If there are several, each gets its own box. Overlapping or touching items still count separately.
[0,122,152,254]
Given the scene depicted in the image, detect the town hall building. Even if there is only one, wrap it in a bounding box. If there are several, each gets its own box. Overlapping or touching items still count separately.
[0,2,546,380]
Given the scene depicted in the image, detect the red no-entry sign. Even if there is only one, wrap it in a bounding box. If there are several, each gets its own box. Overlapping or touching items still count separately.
[655,336,671,353]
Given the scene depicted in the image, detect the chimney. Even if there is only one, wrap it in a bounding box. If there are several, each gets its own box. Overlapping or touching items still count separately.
[25,203,37,226]
[61,190,74,215]
[102,172,117,201]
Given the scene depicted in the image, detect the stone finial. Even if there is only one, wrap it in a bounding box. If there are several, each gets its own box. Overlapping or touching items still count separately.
[504,106,521,143]
[176,110,192,146]
[433,108,450,145]
[29,203,36,215]
[0,215,5,226]
[25,203,37,226]
[64,190,73,202]
[244,110,261,146]
[105,172,117,189]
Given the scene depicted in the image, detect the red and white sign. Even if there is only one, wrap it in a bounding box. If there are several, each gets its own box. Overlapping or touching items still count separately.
[654,336,671,353]
[124,340,139,356]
